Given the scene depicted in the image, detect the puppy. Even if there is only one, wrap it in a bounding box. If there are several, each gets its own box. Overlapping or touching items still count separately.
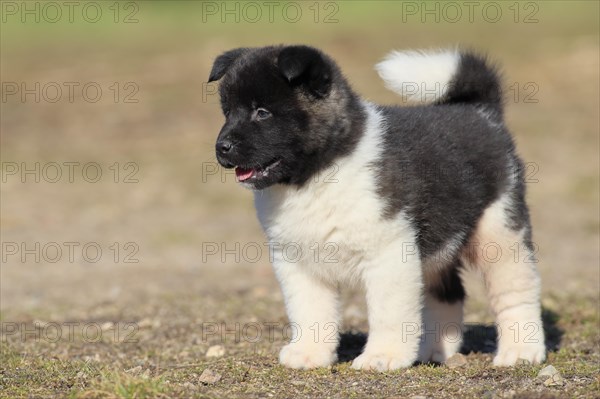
[209,45,546,370]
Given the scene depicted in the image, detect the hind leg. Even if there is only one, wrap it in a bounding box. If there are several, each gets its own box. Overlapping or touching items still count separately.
[467,194,546,366]
[418,295,464,363]
[418,264,465,363]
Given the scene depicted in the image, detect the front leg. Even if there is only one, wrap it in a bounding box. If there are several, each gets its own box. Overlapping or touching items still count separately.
[273,258,340,369]
[352,243,423,371]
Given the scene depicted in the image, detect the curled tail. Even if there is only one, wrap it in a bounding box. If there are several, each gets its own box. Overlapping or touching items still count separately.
[375,49,503,112]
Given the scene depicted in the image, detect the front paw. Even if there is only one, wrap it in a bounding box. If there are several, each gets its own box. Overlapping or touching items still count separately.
[351,351,416,371]
[279,343,337,369]
[493,342,546,366]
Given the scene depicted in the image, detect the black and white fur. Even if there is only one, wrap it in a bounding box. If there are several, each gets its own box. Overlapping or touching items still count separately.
[209,45,546,370]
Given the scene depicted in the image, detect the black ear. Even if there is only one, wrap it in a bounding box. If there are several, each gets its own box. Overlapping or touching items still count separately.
[277,46,332,97]
[208,48,248,82]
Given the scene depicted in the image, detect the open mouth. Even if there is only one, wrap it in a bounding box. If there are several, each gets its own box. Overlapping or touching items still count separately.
[235,159,282,183]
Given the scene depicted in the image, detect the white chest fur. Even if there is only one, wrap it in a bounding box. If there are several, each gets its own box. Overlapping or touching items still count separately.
[253,103,414,285]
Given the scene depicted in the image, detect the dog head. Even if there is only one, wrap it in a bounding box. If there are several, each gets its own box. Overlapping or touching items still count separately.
[209,45,364,190]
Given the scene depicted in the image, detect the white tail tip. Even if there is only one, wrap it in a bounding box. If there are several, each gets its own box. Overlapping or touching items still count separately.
[375,50,460,103]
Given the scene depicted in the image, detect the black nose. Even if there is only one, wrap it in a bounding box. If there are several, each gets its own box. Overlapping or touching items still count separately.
[216,140,233,154]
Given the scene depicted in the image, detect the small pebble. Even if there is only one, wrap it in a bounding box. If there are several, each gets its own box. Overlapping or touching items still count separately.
[537,365,564,386]
[198,368,222,384]
[445,353,467,368]
[544,374,564,387]
[206,345,225,358]
[537,365,559,379]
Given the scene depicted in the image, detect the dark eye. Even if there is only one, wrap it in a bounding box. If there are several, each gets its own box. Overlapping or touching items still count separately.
[255,108,271,121]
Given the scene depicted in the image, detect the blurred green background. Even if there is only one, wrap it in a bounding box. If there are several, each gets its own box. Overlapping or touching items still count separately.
[2,0,597,296]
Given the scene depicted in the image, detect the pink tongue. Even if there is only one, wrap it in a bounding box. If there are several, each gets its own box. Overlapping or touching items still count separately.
[235,167,255,182]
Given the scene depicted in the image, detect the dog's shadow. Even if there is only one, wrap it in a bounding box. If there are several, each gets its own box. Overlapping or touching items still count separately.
[337,307,563,363]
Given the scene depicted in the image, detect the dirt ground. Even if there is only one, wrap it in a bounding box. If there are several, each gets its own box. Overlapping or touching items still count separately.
[1,2,599,398]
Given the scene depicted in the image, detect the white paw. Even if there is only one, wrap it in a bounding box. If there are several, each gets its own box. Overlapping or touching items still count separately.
[279,343,337,369]
[351,351,415,371]
[418,348,449,364]
[493,343,546,366]
[418,339,462,363]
